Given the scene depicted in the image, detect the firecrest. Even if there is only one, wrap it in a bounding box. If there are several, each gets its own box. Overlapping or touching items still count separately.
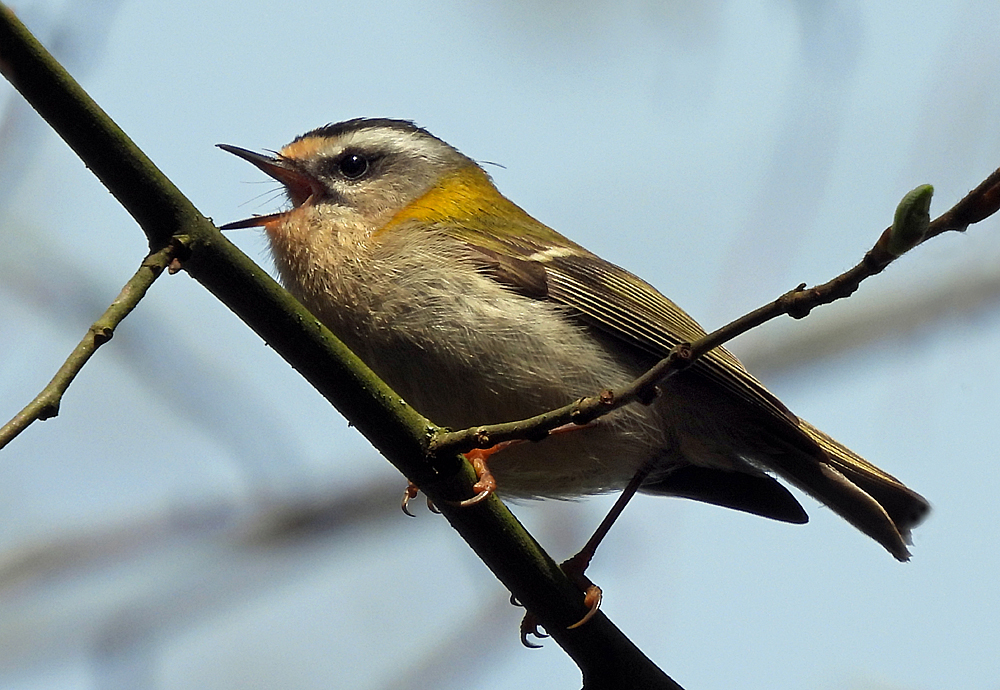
[220,118,928,561]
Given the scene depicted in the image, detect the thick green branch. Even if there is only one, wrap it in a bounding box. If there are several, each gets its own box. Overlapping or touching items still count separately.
[0,7,680,687]
[0,8,195,248]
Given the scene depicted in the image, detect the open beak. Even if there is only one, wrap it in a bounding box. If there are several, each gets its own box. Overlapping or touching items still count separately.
[216,144,317,229]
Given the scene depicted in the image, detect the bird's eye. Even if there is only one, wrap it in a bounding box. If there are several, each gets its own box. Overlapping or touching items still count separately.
[337,153,369,180]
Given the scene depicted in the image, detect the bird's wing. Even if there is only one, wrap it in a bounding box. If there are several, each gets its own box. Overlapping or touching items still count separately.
[440,210,930,559]
[442,214,800,429]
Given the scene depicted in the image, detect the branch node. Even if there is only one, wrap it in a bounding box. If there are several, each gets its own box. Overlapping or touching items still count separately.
[36,397,60,421]
[166,236,192,274]
[569,401,593,425]
[474,427,491,447]
[92,325,114,345]
[783,288,814,320]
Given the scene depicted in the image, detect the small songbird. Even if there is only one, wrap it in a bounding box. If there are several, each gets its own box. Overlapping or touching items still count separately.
[220,118,928,561]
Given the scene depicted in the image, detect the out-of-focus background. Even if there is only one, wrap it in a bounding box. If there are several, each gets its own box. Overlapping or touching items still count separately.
[2,1,998,688]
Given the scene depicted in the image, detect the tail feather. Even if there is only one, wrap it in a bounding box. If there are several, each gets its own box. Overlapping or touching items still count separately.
[767,420,930,561]
[800,420,930,539]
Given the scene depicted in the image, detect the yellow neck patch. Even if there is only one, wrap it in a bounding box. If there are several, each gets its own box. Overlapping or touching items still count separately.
[380,166,536,235]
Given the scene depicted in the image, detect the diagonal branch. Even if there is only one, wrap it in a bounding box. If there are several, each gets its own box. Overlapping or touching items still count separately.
[0,244,177,449]
[0,7,682,687]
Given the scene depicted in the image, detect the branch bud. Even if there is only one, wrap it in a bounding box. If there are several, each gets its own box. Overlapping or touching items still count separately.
[887,184,934,256]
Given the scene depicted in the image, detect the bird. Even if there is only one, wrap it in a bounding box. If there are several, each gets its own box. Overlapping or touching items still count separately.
[219,117,929,562]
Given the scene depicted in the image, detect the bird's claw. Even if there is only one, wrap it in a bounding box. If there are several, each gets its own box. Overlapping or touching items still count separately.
[401,482,441,515]
[519,612,549,648]
[567,584,602,629]
[449,447,499,507]
[400,482,420,517]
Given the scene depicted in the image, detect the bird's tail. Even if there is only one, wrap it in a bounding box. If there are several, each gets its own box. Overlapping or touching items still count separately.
[771,420,930,561]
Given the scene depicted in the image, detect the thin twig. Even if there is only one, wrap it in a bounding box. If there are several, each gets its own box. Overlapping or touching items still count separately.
[430,171,1000,458]
[0,244,176,449]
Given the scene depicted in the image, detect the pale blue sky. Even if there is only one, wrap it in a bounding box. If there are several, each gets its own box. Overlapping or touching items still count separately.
[2,1,999,689]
